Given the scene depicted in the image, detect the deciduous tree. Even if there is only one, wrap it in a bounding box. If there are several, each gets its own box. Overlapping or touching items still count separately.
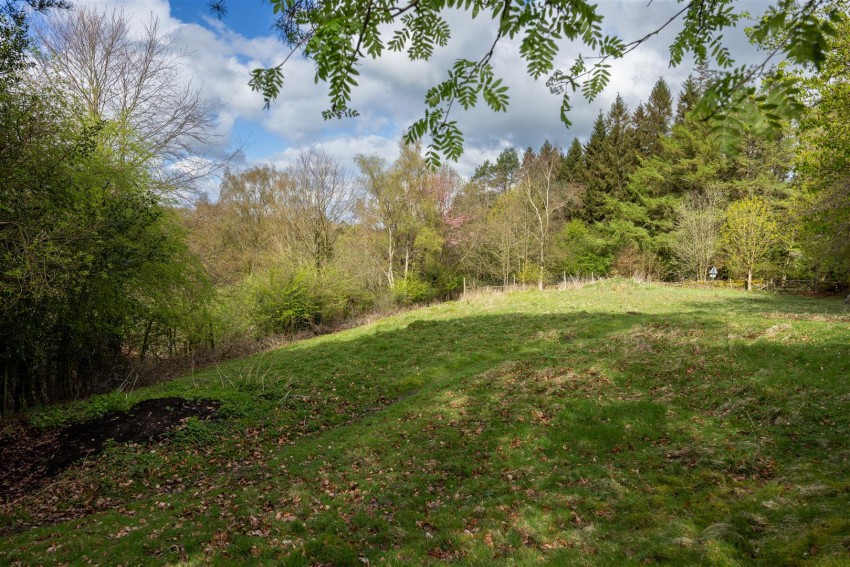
[722,196,778,290]
[35,7,222,194]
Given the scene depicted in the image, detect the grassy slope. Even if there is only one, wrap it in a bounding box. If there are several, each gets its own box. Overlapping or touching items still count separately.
[2,281,850,565]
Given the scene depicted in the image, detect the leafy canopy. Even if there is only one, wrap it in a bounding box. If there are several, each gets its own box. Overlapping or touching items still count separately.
[232,0,844,165]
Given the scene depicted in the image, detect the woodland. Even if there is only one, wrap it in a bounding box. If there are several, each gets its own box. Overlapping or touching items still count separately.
[2,1,850,564]
[1,0,848,414]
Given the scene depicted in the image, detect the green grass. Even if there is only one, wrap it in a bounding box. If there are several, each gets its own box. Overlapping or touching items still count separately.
[3,280,850,565]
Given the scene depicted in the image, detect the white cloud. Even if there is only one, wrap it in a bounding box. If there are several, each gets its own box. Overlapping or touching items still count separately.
[74,0,178,33]
[62,0,775,184]
[267,135,400,174]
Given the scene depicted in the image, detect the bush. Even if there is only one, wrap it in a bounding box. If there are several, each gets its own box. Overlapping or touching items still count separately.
[393,277,436,305]
[517,263,542,285]
[423,263,463,300]
[311,271,375,324]
[252,270,317,334]
[554,220,614,276]
[611,245,667,281]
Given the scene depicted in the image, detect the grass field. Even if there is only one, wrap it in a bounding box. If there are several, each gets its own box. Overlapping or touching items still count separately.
[2,280,850,565]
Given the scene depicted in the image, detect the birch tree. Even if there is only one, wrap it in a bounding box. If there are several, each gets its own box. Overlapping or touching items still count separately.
[520,143,571,289]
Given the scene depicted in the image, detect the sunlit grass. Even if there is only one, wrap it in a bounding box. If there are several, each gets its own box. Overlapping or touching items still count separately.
[2,280,850,565]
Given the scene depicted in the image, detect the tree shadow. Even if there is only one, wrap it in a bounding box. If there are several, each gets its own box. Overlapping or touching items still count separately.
[3,302,850,564]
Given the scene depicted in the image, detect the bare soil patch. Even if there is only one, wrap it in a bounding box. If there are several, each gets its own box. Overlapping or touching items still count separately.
[0,397,219,504]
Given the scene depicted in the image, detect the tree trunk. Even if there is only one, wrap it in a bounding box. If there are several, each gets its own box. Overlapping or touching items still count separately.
[403,246,410,280]
[747,269,753,291]
[140,319,154,362]
[385,226,395,288]
[538,241,545,291]
[2,366,8,416]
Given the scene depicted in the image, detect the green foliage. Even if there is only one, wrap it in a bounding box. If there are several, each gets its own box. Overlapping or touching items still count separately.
[793,13,850,282]
[471,147,519,193]
[251,270,318,334]
[248,66,284,109]
[393,275,436,305]
[554,220,613,276]
[7,286,850,565]
[633,78,673,157]
[240,267,379,337]
[233,0,843,164]
[0,3,213,411]
[516,261,542,285]
[704,2,845,154]
[722,196,779,288]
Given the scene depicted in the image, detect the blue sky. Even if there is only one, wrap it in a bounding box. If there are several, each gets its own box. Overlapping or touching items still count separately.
[71,0,768,185]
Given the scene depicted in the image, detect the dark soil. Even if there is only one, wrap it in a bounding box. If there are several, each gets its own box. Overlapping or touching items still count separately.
[0,397,219,504]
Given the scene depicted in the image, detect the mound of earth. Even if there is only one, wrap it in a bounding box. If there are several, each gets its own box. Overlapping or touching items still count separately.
[0,397,219,504]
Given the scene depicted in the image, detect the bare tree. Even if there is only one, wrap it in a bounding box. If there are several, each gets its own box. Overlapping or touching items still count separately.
[520,145,573,290]
[485,189,533,286]
[35,7,223,195]
[282,149,353,271]
[199,165,288,279]
[355,154,397,287]
[671,189,724,282]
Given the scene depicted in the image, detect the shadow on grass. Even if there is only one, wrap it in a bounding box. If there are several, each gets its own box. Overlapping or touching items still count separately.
[3,302,850,565]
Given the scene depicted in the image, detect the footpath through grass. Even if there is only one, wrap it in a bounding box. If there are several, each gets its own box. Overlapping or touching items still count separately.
[2,280,850,565]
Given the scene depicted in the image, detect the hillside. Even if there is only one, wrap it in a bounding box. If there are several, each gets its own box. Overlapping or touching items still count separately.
[2,281,850,565]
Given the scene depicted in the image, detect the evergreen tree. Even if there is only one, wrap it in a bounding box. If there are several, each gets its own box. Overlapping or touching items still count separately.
[471,147,520,193]
[521,146,536,173]
[582,96,640,223]
[471,159,495,186]
[631,103,652,159]
[645,78,673,151]
[675,75,701,124]
[538,139,559,163]
[695,58,714,94]
[561,137,585,183]
[582,112,609,222]
[603,94,635,203]
[493,147,520,193]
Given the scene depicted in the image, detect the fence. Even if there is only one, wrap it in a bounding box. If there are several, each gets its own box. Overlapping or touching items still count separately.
[460,275,848,299]
[664,278,849,294]
[461,274,603,298]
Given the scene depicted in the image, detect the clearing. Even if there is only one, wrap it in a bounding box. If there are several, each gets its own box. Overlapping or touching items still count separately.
[1,280,849,565]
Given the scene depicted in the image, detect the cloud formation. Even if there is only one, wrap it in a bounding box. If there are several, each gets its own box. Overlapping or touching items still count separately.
[70,0,770,180]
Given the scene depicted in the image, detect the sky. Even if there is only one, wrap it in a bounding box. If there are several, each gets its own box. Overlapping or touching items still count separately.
[69,0,770,190]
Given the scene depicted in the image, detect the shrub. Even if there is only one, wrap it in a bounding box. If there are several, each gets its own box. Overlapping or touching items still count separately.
[252,270,317,334]
[393,277,436,305]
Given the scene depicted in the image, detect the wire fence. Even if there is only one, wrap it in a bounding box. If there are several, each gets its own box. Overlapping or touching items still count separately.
[461,274,603,298]
[663,279,849,294]
[460,275,848,298]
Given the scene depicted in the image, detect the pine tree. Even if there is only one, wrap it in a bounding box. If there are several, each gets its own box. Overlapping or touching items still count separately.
[493,147,519,193]
[632,103,652,159]
[471,148,520,193]
[582,112,609,222]
[695,58,713,94]
[561,137,585,183]
[645,78,673,148]
[675,75,701,124]
[604,94,635,203]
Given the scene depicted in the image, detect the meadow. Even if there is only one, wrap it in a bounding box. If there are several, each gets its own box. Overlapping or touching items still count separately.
[2,280,849,565]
